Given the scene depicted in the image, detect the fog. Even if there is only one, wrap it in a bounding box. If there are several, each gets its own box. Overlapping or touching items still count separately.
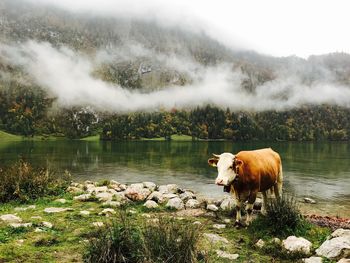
[1,41,350,112]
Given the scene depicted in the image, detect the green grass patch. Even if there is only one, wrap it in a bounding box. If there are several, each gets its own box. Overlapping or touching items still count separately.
[80,135,100,141]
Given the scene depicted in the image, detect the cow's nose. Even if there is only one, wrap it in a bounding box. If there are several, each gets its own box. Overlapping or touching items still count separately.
[216,179,224,185]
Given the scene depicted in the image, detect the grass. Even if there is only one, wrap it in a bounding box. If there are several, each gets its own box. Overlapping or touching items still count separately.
[0,130,23,141]
[141,134,194,141]
[0,130,66,142]
[80,135,100,141]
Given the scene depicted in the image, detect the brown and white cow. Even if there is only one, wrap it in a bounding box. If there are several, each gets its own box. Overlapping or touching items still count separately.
[208,148,283,225]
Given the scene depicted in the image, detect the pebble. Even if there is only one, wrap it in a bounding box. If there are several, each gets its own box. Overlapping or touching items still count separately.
[213,224,226,229]
[207,204,219,212]
[216,250,239,260]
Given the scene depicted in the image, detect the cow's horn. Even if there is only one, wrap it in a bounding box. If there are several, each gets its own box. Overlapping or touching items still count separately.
[212,153,220,158]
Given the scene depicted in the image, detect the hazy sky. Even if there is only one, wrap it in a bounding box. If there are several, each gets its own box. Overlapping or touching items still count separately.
[26,0,350,58]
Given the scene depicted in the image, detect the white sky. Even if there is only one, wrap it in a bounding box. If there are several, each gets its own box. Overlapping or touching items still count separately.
[26,0,350,57]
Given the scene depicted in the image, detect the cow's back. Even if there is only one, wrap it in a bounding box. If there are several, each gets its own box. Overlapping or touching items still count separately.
[236,148,281,191]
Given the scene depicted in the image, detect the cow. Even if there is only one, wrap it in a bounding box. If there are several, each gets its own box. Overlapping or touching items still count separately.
[208,148,283,226]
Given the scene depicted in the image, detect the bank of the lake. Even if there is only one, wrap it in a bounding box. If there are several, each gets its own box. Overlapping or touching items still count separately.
[1,179,349,263]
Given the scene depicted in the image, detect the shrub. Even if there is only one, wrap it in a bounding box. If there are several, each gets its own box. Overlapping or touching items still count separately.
[250,195,303,238]
[84,213,201,263]
[83,213,145,263]
[143,217,200,263]
[0,160,70,203]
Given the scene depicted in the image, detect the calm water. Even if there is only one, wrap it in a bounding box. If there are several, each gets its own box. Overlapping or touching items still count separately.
[0,140,349,217]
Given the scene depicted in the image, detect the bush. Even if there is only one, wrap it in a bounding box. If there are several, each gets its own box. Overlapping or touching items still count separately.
[143,217,200,263]
[0,160,70,203]
[250,195,303,237]
[84,213,201,263]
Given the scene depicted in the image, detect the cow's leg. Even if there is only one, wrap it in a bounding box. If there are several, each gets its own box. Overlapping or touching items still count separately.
[273,183,281,201]
[246,191,257,225]
[234,199,243,226]
[261,191,268,215]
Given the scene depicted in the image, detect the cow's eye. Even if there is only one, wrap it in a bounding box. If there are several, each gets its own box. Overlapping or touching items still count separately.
[229,165,233,170]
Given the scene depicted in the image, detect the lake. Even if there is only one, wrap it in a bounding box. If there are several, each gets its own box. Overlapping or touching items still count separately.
[0,140,349,217]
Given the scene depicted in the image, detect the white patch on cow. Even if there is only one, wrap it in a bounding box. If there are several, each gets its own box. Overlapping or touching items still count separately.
[214,153,236,186]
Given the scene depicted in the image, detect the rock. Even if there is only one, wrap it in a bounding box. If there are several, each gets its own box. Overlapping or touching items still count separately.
[54,199,67,204]
[223,219,231,224]
[185,199,200,209]
[0,214,22,223]
[162,193,178,200]
[113,192,129,202]
[203,233,229,244]
[179,191,195,202]
[213,198,223,207]
[9,223,32,228]
[35,227,44,232]
[158,184,178,194]
[119,184,127,191]
[216,250,239,260]
[92,222,104,227]
[102,201,121,208]
[254,197,263,210]
[125,186,151,201]
[110,180,120,185]
[87,186,108,194]
[74,193,92,201]
[272,237,282,245]
[41,221,53,228]
[282,236,312,254]
[80,210,90,216]
[16,239,24,246]
[207,204,219,212]
[332,229,350,238]
[67,186,83,194]
[193,221,202,225]
[220,197,235,211]
[99,208,116,216]
[144,200,159,209]
[166,197,184,210]
[337,259,350,263]
[127,209,137,215]
[316,236,350,259]
[147,191,164,203]
[44,207,72,213]
[256,239,265,248]
[96,192,113,202]
[213,224,226,229]
[302,257,323,263]
[14,205,36,211]
[143,182,157,191]
[304,197,317,204]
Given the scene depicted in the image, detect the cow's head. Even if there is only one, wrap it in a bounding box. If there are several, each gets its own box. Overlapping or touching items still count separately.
[208,152,242,186]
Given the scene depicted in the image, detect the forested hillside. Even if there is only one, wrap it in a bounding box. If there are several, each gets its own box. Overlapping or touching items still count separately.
[1,0,350,141]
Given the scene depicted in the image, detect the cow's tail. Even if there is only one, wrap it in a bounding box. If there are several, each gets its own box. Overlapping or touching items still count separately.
[277,162,283,198]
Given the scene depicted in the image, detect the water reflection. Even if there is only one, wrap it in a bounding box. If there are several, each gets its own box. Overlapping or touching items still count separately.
[0,140,349,217]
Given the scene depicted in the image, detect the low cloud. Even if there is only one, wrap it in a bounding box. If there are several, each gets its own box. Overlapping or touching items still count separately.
[1,41,350,112]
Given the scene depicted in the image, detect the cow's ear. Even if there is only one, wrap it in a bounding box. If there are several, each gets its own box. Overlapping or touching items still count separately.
[235,159,243,166]
[208,158,218,167]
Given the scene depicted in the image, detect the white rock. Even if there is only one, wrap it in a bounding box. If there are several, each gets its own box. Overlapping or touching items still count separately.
[185,199,200,209]
[272,237,282,245]
[337,259,350,263]
[216,250,239,260]
[166,197,184,210]
[67,186,83,194]
[147,191,164,203]
[102,201,121,208]
[80,210,90,216]
[41,221,53,228]
[158,184,178,194]
[110,180,120,185]
[207,204,219,212]
[0,214,22,223]
[87,186,108,194]
[92,222,104,227]
[282,236,312,254]
[316,236,350,259]
[10,223,32,228]
[203,233,229,244]
[96,192,113,202]
[193,221,202,225]
[35,227,44,232]
[73,194,92,201]
[144,200,159,209]
[332,229,350,238]
[119,184,127,191]
[213,224,226,229]
[44,207,72,213]
[14,205,36,211]
[54,199,67,204]
[130,183,144,190]
[223,219,231,224]
[256,239,265,248]
[143,182,157,191]
[303,197,317,204]
[179,191,195,202]
[220,197,235,211]
[125,187,151,201]
[302,257,323,263]
[99,208,116,216]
